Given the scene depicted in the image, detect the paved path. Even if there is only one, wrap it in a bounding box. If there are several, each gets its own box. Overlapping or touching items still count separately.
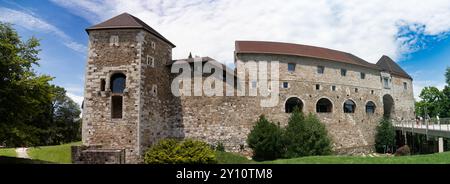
[15,148,30,159]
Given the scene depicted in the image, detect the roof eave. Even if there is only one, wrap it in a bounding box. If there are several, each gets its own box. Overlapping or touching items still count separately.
[85,27,176,48]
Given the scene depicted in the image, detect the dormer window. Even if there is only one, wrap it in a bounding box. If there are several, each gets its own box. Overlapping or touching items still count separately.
[383,77,390,89]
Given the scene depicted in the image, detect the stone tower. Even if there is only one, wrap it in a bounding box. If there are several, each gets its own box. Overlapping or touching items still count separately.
[78,13,175,163]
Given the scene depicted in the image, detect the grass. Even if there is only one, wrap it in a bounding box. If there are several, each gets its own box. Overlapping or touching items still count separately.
[27,142,81,164]
[262,152,450,164]
[215,151,450,164]
[216,151,255,164]
[0,148,16,157]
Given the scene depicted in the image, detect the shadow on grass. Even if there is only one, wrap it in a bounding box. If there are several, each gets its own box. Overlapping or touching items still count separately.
[0,156,54,164]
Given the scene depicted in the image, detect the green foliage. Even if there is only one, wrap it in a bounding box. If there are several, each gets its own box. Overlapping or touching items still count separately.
[247,115,285,161]
[375,118,396,153]
[144,139,217,164]
[395,145,411,156]
[416,86,443,118]
[284,108,332,158]
[0,22,81,147]
[215,142,225,152]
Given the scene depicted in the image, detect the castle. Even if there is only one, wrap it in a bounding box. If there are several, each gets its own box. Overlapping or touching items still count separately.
[72,13,415,164]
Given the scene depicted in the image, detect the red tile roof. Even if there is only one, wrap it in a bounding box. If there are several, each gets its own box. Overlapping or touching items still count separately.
[235,41,379,70]
[86,13,175,47]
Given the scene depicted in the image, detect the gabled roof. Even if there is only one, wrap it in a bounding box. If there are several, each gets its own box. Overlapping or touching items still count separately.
[235,41,379,70]
[86,13,175,47]
[376,55,412,79]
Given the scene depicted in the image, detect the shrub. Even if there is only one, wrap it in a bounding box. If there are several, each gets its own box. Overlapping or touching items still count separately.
[375,118,396,153]
[215,142,225,152]
[284,110,332,158]
[144,139,217,164]
[395,145,411,156]
[247,115,285,161]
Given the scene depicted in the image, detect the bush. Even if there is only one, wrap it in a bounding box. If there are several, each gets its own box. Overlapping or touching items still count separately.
[247,115,285,161]
[144,139,217,164]
[215,142,225,152]
[395,145,411,156]
[285,109,332,158]
[375,118,396,153]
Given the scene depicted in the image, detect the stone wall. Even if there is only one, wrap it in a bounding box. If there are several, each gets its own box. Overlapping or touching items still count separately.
[169,53,414,155]
[81,28,415,163]
[82,29,142,163]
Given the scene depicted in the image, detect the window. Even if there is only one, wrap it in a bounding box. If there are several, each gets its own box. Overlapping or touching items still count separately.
[283,82,289,89]
[252,80,257,88]
[100,79,106,91]
[403,82,407,90]
[371,90,374,95]
[151,41,156,49]
[355,88,358,93]
[147,55,155,67]
[341,69,347,76]
[332,86,336,91]
[285,97,303,113]
[316,98,332,113]
[110,35,119,46]
[343,100,356,113]
[383,78,390,89]
[360,72,366,79]
[112,96,123,119]
[316,84,320,90]
[317,66,325,74]
[366,101,376,114]
[288,63,296,72]
[110,73,126,93]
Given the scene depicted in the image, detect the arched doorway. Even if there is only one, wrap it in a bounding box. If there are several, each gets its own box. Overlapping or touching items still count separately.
[285,97,303,113]
[383,94,394,118]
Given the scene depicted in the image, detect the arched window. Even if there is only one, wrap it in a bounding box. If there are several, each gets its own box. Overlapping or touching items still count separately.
[343,100,356,113]
[366,101,376,114]
[110,73,126,93]
[285,97,303,113]
[316,98,332,113]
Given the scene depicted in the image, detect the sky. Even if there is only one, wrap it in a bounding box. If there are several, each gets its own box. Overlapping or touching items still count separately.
[1,0,450,106]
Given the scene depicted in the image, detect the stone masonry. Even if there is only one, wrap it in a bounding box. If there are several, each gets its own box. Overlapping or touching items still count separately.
[74,13,415,163]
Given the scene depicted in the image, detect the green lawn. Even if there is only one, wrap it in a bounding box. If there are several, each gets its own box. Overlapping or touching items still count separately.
[0,148,16,157]
[216,151,450,164]
[27,142,81,164]
[216,151,255,164]
[262,152,450,164]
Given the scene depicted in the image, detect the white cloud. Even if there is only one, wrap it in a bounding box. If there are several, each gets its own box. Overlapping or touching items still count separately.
[0,7,87,53]
[67,92,84,107]
[50,0,450,65]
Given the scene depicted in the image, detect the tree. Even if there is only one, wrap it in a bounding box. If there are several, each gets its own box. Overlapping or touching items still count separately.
[247,115,285,161]
[415,86,443,118]
[0,22,81,147]
[375,118,396,153]
[284,108,332,158]
[440,86,450,118]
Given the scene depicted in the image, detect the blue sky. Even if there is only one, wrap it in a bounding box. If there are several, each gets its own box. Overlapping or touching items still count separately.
[1,0,450,105]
